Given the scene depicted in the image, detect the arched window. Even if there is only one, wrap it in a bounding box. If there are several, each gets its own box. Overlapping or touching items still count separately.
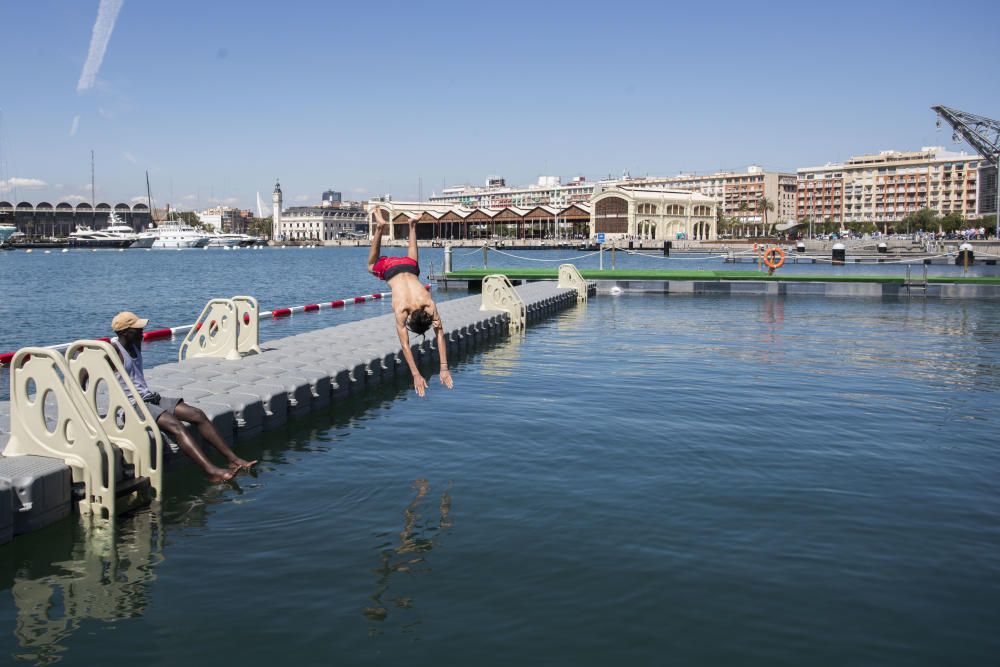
[637,203,657,215]
[665,204,685,216]
[693,205,712,217]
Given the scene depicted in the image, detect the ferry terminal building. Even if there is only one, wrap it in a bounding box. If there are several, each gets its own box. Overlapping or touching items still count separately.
[0,201,153,236]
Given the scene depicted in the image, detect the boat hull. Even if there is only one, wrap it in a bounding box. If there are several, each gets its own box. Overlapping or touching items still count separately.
[206,238,242,248]
[151,238,207,249]
[129,236,156,249]
[69,237,134,249]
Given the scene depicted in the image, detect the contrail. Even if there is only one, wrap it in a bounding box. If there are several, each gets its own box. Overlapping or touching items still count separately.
[70,115,80,136]
[76,0,125,92]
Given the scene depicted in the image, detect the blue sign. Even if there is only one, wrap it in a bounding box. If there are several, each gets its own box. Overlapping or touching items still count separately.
[597,233,606,243]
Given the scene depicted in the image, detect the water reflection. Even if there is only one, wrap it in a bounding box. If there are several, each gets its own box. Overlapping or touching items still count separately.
[364,479,454,631]
[480,332,523,378]
[2,511,163,665]
[556,300,588,334]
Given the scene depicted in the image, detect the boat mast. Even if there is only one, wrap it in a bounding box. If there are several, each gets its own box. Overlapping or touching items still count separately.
[146,170,156,227]
[91,150,96,227]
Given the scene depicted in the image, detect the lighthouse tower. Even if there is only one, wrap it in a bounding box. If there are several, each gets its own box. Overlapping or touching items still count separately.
[272,179,283,241]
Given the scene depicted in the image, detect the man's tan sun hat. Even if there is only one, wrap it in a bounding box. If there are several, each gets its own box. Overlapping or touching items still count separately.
[111,311,149,332]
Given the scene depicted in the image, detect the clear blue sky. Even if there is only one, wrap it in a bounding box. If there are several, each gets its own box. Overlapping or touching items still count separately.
[1,0,997,211]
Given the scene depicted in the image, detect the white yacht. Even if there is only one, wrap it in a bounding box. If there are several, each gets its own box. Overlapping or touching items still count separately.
[206,232,244,248]
[137,222,210,249]
[69,213,146,248]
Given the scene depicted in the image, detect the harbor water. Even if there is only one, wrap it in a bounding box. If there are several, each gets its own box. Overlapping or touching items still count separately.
[1,247,999,665]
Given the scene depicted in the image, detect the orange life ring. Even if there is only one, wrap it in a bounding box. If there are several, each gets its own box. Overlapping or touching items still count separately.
[763,247,785,269]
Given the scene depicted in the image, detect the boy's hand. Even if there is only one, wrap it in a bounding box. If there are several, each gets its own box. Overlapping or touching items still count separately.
[413,374,428,397]
[439,369,453,389]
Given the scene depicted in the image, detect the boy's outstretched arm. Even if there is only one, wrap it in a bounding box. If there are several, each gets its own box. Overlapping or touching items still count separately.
[397,312,428,397]
[432,306,453,389]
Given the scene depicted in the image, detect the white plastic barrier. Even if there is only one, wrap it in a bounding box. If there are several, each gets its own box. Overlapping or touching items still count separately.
[178,299,242,361]
[4,348,118,518]
[481,274,526,332]
[558,263,588,302]
[232,295,262,356]
[65,340,163,499]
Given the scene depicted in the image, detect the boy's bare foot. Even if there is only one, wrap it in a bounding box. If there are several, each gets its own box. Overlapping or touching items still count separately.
[207,466,237,483]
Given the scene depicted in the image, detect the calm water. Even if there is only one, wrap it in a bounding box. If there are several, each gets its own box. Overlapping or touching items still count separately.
[1,248,1000,665]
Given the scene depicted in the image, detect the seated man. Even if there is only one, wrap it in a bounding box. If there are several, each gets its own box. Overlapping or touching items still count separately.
[111,311,257,482]
[368,208,454,397]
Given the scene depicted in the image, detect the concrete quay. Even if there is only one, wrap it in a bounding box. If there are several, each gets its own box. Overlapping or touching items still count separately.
[0,282,583,544]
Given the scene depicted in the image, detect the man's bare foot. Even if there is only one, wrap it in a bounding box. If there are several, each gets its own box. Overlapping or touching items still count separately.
[228,458,258,473]
[207,466,237,483]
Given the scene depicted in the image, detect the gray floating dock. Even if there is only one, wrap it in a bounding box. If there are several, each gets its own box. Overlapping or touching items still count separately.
[0,285,581,540]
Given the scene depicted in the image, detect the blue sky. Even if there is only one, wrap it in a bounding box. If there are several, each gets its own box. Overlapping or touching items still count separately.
[0,0,997,211]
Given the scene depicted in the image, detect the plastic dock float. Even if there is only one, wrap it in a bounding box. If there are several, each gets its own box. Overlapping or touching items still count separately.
[0,282,583,541]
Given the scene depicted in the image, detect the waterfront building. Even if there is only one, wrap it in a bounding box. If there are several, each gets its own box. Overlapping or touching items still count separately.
[0,200,153,237]
[367,200,593,241]
[621,166,797,233]
[590,186,717,241]
[198,206,252,233]
[278,205,367,241]
[368,200,462,240]
[271,182,366,241]
[797,147,985,226]
[431,175,596,209]
[271,180,283,240]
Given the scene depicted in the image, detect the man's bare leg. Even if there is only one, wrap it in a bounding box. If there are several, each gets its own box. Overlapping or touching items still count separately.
[407,217,419,262]
[368,210,387,269]
[156,413,235,482]
[174,402,257,472]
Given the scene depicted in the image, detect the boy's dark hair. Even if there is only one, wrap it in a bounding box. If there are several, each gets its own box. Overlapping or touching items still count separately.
[406,308,434,337]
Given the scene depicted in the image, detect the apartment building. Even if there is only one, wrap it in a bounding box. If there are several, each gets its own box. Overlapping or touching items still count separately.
[431,176,595,209]
[198,206,252,233]
[797,147,984,224]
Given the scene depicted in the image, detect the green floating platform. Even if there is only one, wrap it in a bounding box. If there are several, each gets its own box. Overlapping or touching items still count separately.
[444,268,1000,286]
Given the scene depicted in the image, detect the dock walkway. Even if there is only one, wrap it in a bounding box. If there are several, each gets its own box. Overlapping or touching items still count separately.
[0,282,583,543]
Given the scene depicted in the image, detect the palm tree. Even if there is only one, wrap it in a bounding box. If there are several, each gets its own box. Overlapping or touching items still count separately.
[757,197,775,236]
[736,203,748,238]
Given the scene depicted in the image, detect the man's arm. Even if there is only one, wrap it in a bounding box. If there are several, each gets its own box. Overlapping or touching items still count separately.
[396,312,428,397]
[431,306,453,389]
